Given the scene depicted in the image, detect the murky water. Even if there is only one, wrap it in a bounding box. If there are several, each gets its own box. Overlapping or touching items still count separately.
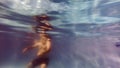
[0,0,120,68]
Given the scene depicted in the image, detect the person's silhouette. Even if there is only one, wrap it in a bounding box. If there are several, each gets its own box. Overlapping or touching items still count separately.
[22,31,52,68]
[23,14,53,68]
[33,14,53,33]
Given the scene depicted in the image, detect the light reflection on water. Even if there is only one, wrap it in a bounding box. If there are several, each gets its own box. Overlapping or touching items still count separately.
[0,0,120,68]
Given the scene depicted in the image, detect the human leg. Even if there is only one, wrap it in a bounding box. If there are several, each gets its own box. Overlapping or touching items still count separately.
[27,57,41,68]
[39,63,47,68]
[39,57,49,68]
[27,62,34,68]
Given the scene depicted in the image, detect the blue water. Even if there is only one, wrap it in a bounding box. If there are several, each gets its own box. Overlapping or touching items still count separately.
[0,0,120,68]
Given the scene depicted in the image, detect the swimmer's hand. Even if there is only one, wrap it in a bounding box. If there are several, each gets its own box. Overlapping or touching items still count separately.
[22,48,28,54]
[22,46,35,54]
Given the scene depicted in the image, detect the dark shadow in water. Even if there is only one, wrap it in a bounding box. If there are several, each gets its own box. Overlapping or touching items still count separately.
[0,14,33,25]
[0,2,10,9]
[0,24,28,34]
[47,11,61,15]
[50,0,68,3]
[0,3,34,25]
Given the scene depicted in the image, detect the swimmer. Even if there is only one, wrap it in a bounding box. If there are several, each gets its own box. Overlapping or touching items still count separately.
[22,32,52,68]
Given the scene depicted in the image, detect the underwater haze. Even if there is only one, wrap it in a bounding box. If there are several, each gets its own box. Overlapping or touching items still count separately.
[0,0,120,68]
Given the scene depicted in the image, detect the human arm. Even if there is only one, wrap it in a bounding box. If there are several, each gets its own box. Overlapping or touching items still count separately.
[41,20,53,29]
[22,44,38,54]
[45,38,52,51]
[40,26,53,30]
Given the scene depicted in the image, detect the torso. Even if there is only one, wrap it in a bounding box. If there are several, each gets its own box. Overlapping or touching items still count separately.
[35,34,51,56]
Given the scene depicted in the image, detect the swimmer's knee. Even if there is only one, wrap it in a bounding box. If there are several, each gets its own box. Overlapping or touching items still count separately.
[40,63,47,68]
[27,62,34,68]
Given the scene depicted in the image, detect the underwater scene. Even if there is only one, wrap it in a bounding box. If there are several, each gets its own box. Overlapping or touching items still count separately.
[0,0,120,68]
